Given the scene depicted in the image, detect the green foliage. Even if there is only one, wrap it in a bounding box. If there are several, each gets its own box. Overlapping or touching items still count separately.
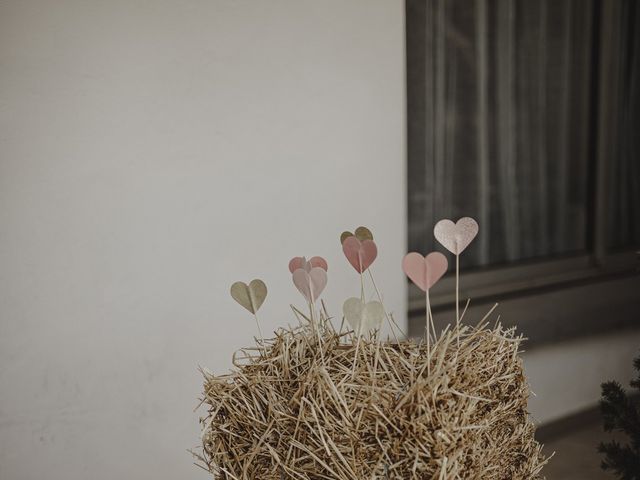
[598,352,640,479]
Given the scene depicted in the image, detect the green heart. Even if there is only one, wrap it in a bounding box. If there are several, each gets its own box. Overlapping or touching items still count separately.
[340,226,374,245]
[230,279,267,314]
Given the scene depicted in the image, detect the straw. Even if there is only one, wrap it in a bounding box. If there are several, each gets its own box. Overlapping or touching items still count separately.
[196,317,548,479]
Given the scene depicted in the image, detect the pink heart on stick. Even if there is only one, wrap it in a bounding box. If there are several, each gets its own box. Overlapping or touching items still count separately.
[288,256,328,274]
[402,252,448,292]
[342,236,377,273]
[292,267,327,303]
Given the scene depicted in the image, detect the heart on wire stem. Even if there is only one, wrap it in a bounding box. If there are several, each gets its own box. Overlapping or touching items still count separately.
[433,217,479,255]
[292,267,327,303]
[340,226,374,245]
[402,252,448,291]
[230,279,268,314]
[288,256,328,273]
[342,297,384,336]
[342,236,377,273]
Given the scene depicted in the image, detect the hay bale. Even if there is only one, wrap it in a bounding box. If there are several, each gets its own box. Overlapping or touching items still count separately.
[198,318,548,479]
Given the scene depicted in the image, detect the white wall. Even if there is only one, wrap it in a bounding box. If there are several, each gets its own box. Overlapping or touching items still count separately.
[0,1,406,479]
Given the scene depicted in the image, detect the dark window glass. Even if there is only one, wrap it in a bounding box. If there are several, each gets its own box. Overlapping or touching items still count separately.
[407,0,639,268]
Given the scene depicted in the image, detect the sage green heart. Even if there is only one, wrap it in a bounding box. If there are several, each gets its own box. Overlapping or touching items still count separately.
[340,226,374,245]
[230,279,267,314]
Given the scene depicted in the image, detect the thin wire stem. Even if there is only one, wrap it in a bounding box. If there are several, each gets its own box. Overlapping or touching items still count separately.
[310,298,326,365]
[456,254,460,325]
[425,288,431,375]
[351,331,361,378]
[456,253,460,348]
[253,313,266,354]
[367,268,404,342]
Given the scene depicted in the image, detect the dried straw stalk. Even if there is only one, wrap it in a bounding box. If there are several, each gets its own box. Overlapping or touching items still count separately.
[196,312,548,479]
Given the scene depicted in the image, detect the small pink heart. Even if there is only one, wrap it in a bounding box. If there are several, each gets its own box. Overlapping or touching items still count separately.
[288,256,328,273]
[433,217,479,255]
[402,252,448,292]
[292,267,328,303]
[342,236,378,273]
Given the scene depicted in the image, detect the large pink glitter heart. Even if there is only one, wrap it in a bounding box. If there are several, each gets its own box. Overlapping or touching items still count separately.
[342,236,377,273]
[402,252,448,292]
[292,267,327,303]
[433,217,479,255]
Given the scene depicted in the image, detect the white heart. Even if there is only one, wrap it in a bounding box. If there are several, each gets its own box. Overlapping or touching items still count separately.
[433,217,479,255]
[342,297,384,336]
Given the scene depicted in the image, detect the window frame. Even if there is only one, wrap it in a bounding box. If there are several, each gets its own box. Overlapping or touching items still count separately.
[408,251,637,314]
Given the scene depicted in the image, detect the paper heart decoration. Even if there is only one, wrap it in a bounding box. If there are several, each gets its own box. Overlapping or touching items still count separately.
[288,256,328,273]
[402,252,448,292]
[342,236,377,273]
[340,226,374,245]
[434,217,479,255]
[292,267,327,303]
[230,279,268,314]
[342,297,384,335]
